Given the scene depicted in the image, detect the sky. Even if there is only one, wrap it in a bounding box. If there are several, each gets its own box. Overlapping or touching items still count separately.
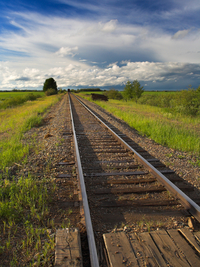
[0,0,200,91]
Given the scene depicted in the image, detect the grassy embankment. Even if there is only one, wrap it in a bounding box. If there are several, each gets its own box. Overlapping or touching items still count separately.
[78,92,200,163]
[0,93,61,266]
[0,94,59,169]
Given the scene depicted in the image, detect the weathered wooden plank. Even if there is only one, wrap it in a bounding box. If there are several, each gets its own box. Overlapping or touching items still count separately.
[57,174,71,178]
[103,232,138,267]
[193,231,200,243]
[86,171,148,177]
[137,232,167,267]
[91,143,121,147]
[150,230,190,267]
[83,165,139,170]
[160,169,175,174]
[93,149,128,153]
[95,177,156,184]
[55,228,82,267]
[178,228,200,254]
[98,199,179,207]
[93,159,136,164]
[58,162,75,165]
[129,233,154,267]
[168,229,200,267]
[94,185,166,194]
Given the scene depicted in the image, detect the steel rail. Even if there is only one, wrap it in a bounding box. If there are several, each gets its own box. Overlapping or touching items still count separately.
[68,94,100,267]
[73,93,200,222]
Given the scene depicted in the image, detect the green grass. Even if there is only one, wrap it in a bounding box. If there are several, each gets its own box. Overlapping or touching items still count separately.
[143,91,179,95]
[0,92,45,109]
[0,93,63,265]
[79,94,200,156]
[0,94,61,170]
[0,91,44,100]
[0,175,56,266]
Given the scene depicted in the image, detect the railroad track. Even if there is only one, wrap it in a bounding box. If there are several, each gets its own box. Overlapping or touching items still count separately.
[68,93,200,267]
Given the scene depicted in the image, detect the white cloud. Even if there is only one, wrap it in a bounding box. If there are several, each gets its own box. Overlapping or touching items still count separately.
[100,20,117,32]
[172,29,191,39]
[0,11,200,89]
[1,61,200,89]
[55,46,78,57]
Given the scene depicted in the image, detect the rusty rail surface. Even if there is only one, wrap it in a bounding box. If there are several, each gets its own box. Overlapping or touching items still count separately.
[68,94,100,267]
[73,93,200,223]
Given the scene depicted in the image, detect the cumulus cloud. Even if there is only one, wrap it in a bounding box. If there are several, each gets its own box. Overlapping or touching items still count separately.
[100,20,117,32]
[0,10,200,90]
[55,46,78,57]
[1,61,200,90]
[172,29,191,39]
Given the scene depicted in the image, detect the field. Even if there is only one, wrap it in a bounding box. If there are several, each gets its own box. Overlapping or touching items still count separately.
[78,92,200,162]
[0,91,44,100]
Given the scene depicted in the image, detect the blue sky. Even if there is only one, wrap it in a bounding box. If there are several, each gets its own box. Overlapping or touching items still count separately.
[0,0,200,90]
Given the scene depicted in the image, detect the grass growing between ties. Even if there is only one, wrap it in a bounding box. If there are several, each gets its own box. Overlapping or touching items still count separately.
[0,175,56,266]
[79,93,200,157]
[0,94,61,170]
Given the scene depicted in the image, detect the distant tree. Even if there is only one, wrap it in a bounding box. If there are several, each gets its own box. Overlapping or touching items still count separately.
[123,80,144,102]
[123,81,133,101]
[132,80,144,102]
[43,78,57,93]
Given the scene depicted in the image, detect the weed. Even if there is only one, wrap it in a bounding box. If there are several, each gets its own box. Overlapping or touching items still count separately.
[138,220,144,229]
[156,221,164,228]
[69,192,74,199]
[68,208,73,215]
[121,222,126,228]
[61,218,71,229]
[177,155,185,159]
[145,220,154,232]
[166,153,173,158]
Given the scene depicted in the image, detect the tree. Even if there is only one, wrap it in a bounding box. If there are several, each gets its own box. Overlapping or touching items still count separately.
[43,78,57,92]
[123,81,133,101]
[123,80,144,102]
[132,80,144,102]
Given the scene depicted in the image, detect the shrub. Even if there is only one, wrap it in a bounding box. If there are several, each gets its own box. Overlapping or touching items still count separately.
[138,86,200,116]
[45,88,58,96]
[173,89,200,116]
[105,89,123,100]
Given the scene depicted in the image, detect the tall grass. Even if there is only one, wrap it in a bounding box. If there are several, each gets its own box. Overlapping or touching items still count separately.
[0,94,61,265]
[0,93,43,109]
[79,94,200,155]
[0,174,56,265]
[0,95,61,169]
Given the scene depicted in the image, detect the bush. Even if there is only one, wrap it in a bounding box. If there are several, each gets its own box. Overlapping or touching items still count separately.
[105,89,123,100]
[45,88,57,96]
[138,86,200,116]
[174,89,200,116]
